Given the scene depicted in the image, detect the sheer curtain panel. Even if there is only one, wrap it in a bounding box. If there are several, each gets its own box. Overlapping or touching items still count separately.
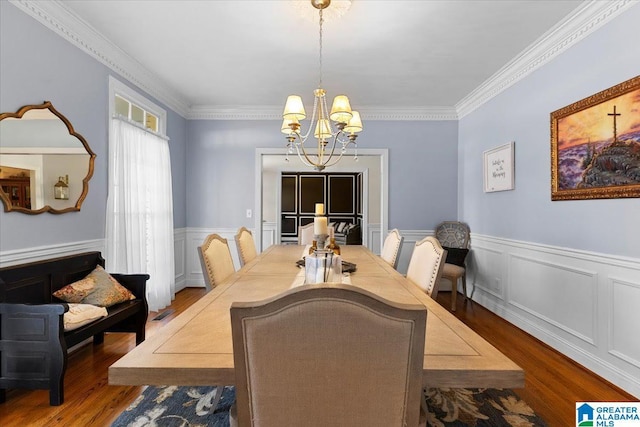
[106,118,175,312]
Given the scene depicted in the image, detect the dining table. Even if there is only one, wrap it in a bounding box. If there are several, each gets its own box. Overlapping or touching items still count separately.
[109,244,524,389]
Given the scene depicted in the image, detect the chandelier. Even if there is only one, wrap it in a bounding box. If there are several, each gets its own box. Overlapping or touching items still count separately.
[281,0,363,171]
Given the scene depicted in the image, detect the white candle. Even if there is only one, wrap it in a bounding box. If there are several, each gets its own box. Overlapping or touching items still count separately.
[315,203,324,215]
[314,216,328,235]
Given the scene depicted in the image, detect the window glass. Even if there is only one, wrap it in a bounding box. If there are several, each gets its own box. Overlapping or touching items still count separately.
[115,95,130,117]
[146,114,158,132]
[131,105,144,125]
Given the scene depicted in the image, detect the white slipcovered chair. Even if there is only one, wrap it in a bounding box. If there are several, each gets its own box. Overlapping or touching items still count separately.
[381,228,404,269]
[406,236,447,299]
[197,234,235,291]
[297,223,315,245]
[229,284,427,427]
[234,227,258,267]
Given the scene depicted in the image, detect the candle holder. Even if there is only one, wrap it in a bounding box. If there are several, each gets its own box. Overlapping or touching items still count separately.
[305,248,342,284]
[314,233,329,250]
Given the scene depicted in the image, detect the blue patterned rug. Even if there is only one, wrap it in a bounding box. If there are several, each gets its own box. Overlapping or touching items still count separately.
[112,385,547,426]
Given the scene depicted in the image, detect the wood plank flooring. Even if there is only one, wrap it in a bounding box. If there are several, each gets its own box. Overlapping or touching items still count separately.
[0,287,636,427]
[436,291,637,427]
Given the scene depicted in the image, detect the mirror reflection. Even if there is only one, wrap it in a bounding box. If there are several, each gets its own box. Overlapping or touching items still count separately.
[0,101,95,214]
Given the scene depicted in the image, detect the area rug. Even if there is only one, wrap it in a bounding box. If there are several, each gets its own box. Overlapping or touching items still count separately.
[112,385,547,427]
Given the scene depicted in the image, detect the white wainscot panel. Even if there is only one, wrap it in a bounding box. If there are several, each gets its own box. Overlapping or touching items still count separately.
[261,222,276,251]
[472,245,504,299]
[609,278,640,368]
[173,228,186,292]
[368,223,382,255]
[509,254,597,345]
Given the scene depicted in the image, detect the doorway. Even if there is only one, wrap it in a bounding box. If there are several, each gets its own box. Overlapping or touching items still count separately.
[255,149,388,253]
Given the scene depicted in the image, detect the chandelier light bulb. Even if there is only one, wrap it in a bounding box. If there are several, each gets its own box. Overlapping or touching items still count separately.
[282,95,306,120]
[329,95,353,124]
[344,110,363,134]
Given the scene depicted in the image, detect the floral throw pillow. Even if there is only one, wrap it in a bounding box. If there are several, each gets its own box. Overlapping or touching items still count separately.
[53,265,136,307]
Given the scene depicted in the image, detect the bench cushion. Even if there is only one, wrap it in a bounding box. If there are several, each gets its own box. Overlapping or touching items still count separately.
[63,303,108,331]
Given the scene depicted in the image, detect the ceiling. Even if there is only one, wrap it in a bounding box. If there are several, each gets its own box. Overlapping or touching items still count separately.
[23,0,625,118]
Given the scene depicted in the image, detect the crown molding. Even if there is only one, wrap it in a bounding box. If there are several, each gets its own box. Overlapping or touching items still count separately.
[188,105,458,121]
[455,0,635,119]
[10,0,191,118]
[10,0,634,121]
[187,106,283,121]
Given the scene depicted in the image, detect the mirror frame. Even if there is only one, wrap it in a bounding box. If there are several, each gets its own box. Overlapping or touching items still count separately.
[0,101,96,214]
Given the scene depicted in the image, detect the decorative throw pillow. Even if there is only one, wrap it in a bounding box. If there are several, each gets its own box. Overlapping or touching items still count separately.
[53,265,136,307]
[443,247,469,267]
[337,222,347,233]
[63,303,108,331]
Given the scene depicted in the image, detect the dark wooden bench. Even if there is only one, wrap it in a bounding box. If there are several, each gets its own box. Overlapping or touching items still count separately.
[0,252,149,405]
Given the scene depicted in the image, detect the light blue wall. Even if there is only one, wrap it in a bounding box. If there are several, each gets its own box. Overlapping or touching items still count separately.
[459,3,640,258]
[0,2,187,252]
[186,119,458,230]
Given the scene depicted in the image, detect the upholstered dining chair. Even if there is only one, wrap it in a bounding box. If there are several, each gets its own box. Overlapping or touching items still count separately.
[297,222,315,245]
[406,236,447,299]
[230,284,427,427]
[234,227,258,267]
[435,221,471,311]
[197,234,235,291]
[381,228,404,269]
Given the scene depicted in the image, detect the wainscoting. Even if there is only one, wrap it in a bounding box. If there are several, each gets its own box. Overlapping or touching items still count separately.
[468,233,640,397]
[388,230,640,396]
[2,229,638,396]
[0,239,105,268]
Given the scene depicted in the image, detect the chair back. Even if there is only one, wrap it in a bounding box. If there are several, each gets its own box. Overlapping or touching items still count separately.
[297,223,315,245]
[435,221,470,249]
[230,284,427,427]
[235,227,258,267]
[406,236,447,298]
[381,229,404,269]
[198,234,235,291]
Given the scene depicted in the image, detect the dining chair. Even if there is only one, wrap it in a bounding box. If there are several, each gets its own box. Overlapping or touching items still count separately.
[234,227,258,267]
[297,222,315,245]
[381,228,404,269]
[435,221,471,311]
[406,236,447,299]
[197,234,235,291]
[230,284,427,427]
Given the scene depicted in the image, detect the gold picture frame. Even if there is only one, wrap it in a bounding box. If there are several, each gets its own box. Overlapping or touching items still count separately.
[550,75,640,200]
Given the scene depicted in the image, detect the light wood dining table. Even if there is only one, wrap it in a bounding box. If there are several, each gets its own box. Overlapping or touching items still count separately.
[109,245,524,389]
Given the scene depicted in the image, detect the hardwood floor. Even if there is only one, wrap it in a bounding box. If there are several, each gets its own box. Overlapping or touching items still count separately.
[0,287,635,426]
[435,290,637,427]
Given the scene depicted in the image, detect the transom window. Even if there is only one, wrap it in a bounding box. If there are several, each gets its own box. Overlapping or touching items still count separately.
[109,76,166,136]
[114,94,159,133]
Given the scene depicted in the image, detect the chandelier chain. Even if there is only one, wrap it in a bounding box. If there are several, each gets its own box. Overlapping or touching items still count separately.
[318,8,323,89]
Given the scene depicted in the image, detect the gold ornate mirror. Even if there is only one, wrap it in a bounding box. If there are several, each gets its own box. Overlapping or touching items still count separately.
[0,101,96,214]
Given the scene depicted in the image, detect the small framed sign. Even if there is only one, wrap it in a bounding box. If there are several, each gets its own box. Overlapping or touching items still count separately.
[483,142,515,192]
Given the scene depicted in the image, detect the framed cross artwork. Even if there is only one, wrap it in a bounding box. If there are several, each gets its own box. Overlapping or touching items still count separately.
[550,75,640,200]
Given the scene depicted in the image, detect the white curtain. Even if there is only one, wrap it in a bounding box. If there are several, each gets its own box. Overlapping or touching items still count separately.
[106,118,175,312]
